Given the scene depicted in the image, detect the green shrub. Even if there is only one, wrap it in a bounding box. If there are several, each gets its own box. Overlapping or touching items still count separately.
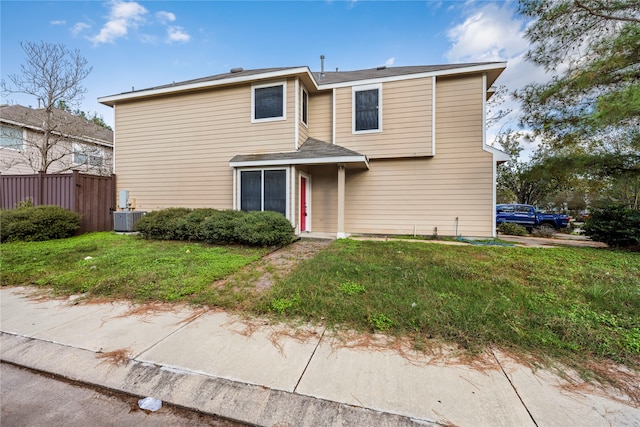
[137,207,295,247]
[498,222,528,236]
[134,207,192,240]
[583,205,640,248]
[175,208,219,241]
[234,211,295,246]
[0,205,80,242]
[199,210,245,244]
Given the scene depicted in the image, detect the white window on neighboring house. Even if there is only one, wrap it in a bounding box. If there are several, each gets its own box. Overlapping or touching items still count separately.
[252,81,287,123]
[353,83,382,134]
[74,144,104,167]
[240,169,287,217]
[0,125,24,150]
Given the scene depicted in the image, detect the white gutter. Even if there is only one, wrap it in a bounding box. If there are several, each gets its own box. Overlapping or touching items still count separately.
[318,62,508,90]
[230,155,369,169]
[98,62,507,107]
[98,67,315,106]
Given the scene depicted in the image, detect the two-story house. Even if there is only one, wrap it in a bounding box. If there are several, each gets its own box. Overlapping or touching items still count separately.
[0,104,113,176]
[98,61,508,238]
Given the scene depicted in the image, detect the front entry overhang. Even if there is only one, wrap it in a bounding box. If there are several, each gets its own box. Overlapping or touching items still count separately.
[229,138,369,169]
[230,138,367,239]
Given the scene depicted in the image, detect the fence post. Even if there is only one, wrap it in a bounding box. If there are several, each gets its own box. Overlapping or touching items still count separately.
[72,170,80,215]
[37,171,45,206]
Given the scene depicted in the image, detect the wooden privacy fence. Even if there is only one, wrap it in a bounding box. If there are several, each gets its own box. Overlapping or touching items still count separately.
[1,171,116,233]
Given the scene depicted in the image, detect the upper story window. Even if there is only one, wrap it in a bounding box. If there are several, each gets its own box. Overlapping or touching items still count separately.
[353,83,382,134]
[1,125,24,150]
[301,88,308,127]
[252,81,287,123]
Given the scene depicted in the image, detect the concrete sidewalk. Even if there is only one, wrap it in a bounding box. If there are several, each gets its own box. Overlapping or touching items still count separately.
[1,287,638,426]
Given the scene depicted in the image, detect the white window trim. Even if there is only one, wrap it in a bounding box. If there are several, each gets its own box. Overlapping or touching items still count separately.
[0,125,25,151]
[251,80,287,123]
[352,83,382,135]
[236,167,290,219]
[301,86,309,128]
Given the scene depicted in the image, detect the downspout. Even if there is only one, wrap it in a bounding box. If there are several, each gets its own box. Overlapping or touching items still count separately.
[112,104,117,175]
[483,73,498,238]
[295,78,299,150]
[332,88,336,145]
[432,75,436,156]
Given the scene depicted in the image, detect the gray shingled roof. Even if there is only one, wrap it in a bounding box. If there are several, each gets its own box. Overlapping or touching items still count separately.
[113,62,504,96]
[0,104,113,144]
[312,62,504,84]
[230,138,367,164]
[123,67,304,95]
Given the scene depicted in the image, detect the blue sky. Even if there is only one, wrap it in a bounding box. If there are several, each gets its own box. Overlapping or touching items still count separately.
[1,0,546,141]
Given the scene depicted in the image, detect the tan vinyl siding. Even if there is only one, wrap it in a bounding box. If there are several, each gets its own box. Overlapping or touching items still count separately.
[343,74,494,237]
[114,79,296,210]
[335,78,433,158]
[308,92,332,143]
[307,165,338,232]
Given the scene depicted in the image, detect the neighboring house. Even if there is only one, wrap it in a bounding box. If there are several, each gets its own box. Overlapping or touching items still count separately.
[0,104,113,176]
[99,61,508,238]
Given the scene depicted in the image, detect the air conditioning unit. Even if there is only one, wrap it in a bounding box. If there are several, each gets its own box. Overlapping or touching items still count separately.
[114,211,146,232]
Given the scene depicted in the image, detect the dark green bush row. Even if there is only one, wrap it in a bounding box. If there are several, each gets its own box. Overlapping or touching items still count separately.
[135,208,295,247]
[583,205,640,248]
[1,205,81,242]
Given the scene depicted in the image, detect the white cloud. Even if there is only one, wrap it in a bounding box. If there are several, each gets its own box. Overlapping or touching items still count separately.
[51,20,66,25]
[446,3,527,63]
[140,34,158,44]
[89,0,148,45]
[444,1,551,152]
[72,22,91,36]
[156,11,176,23]
[384,57,395,67]
[167,26,190,43]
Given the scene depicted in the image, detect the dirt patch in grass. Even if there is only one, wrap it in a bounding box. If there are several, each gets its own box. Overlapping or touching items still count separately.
[212,238,333,294]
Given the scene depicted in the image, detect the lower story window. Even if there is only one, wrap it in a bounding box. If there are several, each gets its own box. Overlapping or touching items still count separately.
[240,169,287,216]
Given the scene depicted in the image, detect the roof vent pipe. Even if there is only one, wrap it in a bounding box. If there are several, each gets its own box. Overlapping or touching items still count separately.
[230,67,243,73]
[320,55,325,77]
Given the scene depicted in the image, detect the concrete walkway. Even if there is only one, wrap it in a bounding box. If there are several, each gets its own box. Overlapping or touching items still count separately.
[1,286,638,426]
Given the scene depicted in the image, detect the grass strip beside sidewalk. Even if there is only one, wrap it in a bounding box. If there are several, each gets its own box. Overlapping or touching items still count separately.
[259,239,640,371]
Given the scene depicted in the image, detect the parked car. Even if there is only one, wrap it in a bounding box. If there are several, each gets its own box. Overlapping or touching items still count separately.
[496,204,570,231]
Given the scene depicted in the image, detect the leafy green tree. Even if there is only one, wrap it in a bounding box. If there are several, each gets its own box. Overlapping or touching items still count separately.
[495,131,571,207]
[516,0,640,207]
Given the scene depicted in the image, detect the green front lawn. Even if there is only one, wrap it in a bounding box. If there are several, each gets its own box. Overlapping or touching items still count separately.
[1,232,267,305]
[2,233,639,389]
[260,239,640,372]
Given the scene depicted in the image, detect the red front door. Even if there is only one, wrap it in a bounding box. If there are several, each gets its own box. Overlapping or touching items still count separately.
[300,177,307,232]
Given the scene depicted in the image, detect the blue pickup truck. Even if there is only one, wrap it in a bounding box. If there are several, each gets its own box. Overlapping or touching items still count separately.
[496,204,570,231]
